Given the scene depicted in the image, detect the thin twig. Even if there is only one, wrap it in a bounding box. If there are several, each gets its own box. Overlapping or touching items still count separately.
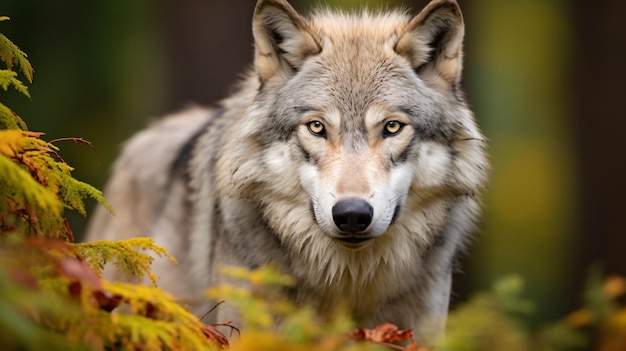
[49,137,101,166]
[199,300,226,322]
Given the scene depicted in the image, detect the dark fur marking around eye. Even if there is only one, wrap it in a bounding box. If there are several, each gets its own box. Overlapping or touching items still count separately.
[392,133,420,166]
[414,122,454,143]
[261,106,299,142]
[296,142,312,163]
[397,107,456,143]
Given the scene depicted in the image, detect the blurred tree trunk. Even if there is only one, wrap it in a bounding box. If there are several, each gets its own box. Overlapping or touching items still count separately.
[574,1,626,278]
[158,0,257,110]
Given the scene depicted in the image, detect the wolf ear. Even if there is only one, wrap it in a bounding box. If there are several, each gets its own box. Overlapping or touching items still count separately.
[253,0,321,82]
[395,0,465,91]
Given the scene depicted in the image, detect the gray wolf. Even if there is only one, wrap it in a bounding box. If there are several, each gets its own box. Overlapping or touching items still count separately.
[86,0,489,344]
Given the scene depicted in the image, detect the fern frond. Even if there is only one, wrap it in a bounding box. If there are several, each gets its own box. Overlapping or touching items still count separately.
[0,69,30,97]
[0,238,217,351]
[0,102,27,130]
[0,129,110,239]
[0,131,64,233]
[0,153,62,214]
[0,18,221,351]
[60,176,112,216]
[0,19,34,84]
[74,238,177,286]
[80,281,215,351]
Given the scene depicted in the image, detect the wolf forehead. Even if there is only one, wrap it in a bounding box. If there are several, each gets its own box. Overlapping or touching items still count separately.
[310,9,413,38]
[279,10,434,97]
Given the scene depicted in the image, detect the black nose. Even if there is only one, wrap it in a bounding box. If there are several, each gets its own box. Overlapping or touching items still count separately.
[332,198,373,233]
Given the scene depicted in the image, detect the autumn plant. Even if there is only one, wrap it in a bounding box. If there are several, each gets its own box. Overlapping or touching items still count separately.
[206,266,421,351]
[0,17,222,350]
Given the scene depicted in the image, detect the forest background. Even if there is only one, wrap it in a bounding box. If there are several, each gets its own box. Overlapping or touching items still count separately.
[2,0,625,330]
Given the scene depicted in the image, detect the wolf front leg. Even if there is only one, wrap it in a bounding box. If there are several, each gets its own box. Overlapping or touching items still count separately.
[414,271,452,346]
[373,267,453,346]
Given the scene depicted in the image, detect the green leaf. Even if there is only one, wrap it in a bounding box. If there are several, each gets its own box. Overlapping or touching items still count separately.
[0,153,62,213]
[74,238,177,285]
[0,69,30,97]
[0,20,34,84]
[0,102,28,130]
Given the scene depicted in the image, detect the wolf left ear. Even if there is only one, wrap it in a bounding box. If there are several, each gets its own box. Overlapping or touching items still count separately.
[395,0,465,91]
[253,0,322,83]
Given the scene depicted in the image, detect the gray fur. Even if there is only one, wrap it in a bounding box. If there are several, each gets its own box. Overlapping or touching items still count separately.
[85,0,488,345]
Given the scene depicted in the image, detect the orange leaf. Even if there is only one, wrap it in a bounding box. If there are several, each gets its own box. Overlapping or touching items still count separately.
[351,323,422,350]
[201,324,230,349]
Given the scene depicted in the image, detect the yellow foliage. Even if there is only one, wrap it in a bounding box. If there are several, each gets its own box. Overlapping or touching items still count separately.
[99,282,212,351]
[0,237,221,351]
[0,128,111,239]
[75,238,176,286]
[208,266,383,351]
[0,21,218,351]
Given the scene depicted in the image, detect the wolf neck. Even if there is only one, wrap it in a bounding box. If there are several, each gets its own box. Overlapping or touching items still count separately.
[255,190,426,301]
[283,224,431,322]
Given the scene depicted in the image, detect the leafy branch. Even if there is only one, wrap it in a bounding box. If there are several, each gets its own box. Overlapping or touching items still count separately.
[0,16,226,350]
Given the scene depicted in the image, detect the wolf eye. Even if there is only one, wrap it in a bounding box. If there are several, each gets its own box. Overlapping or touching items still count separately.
[307,120,326,137]
[383,120,405,137]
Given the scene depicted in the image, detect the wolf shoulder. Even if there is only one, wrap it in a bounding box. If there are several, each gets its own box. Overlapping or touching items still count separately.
[84,107,216,243]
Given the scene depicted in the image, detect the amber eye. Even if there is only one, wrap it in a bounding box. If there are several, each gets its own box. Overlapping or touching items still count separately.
[307,120,326,137]
[383,120,405,137]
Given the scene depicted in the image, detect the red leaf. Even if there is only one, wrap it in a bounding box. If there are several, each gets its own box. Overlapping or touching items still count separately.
[68,281,82,298]
[351,323,421,351]
[93,290,123,312]
[201,324,230,349]
[58,258,103,289]
[9,271,39,289]
[59,258,124,311]
[197,302,239,349]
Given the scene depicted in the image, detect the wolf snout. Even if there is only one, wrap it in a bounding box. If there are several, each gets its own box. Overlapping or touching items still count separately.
[332,198,373,233]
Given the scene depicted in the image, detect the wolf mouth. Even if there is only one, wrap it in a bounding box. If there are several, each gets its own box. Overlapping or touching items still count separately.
[335,236,374,248]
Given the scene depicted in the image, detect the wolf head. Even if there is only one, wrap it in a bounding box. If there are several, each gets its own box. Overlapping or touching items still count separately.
[230,0,487,253]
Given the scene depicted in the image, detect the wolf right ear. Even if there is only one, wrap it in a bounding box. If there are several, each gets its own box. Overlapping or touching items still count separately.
[395,0,465,92]
[253,0,322,83]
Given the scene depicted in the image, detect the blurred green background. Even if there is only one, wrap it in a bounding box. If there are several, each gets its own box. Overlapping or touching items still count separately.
[3,0,625,328]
